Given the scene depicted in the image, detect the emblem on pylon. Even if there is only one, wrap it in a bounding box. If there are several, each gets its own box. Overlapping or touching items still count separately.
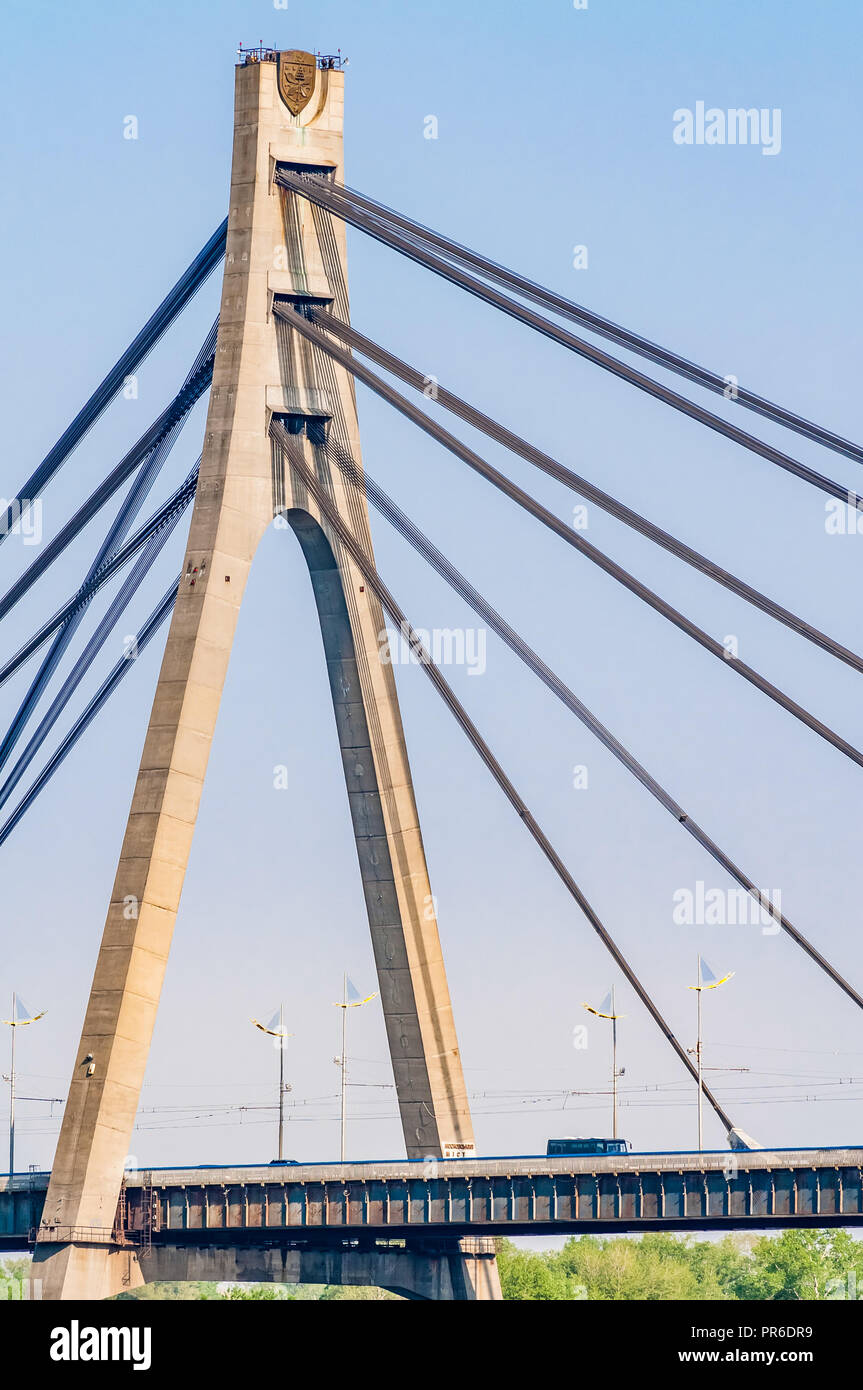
[278,50,316,116]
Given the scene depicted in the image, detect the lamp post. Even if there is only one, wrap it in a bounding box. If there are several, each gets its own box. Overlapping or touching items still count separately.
[338,976,347,1161]
[333,975,377,1162]
[687,957,733,1150]
[583,987,625,1138]
[251,1005,293,1160]
[2,994,46,1175]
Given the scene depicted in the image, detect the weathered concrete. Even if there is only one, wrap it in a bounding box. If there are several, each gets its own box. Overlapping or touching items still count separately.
[138,1240,501,1301]
[34,49,477,1301]
[30,1242,146,1301]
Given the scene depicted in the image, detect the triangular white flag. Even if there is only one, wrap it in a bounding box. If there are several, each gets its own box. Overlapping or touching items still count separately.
[700,958,718,985]
[2,996,45,1026]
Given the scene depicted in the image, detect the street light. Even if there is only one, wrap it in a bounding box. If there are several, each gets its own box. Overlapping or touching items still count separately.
[333,974,377,1163]
[583,986,626,1139]
[1,993,45,1176]
[687,957,733,1150]
[251,1005,294,1161]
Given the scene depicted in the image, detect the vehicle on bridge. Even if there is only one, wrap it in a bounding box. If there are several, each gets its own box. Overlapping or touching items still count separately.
[546,1137,629,1157]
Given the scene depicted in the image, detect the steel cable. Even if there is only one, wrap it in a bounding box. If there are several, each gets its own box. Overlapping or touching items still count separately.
[0,470,197,691]
[270,416,736,1135]
[274,303,863,774]
[0,460,199,815]
[0,579,180,848]
[0,346,213,628]
[309,308,863,677]
[318,179,863,466]
[0,219,225,545]
[275,169,862,513]
[0,321,217,775]
[317,426,863,1013]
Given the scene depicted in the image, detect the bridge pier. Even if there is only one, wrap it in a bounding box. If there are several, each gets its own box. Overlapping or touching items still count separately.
[31,1241,145,1302]
[34,45,481,1301]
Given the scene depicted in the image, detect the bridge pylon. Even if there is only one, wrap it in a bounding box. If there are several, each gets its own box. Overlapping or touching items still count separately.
[34,48,484,1301]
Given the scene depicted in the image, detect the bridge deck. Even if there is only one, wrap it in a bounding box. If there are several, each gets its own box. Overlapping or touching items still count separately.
[4,1149,862,1249]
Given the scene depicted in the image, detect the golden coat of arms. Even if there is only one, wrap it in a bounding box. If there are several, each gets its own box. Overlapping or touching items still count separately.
[278,50,316,116]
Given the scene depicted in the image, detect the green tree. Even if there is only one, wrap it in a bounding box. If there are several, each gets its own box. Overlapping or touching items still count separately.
[0,1256,31,1284]
[736,1229,863,1301]
[555,1233,708,1301]
[220,1284,296,1300]
[316,1285,401,1300]
[496,1241,577,1300]
[115,1279,222,1301]
[497,1228,863,1301]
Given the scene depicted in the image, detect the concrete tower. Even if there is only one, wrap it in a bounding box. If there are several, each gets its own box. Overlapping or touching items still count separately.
[34,49,477,1301]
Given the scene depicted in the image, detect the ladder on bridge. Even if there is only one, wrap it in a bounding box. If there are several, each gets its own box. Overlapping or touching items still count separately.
[113,1173,156,1257]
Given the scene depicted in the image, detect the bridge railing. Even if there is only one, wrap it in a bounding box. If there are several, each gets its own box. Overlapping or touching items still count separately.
[33,1223,134,1247]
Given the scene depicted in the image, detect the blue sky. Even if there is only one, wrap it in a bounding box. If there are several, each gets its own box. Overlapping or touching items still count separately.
[1,0,863,1173]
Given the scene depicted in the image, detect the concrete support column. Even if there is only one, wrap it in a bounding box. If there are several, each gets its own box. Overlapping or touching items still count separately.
[34,49,478,1301]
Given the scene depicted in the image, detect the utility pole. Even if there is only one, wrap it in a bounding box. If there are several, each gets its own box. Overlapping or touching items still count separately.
[9,994,16,1176]
[688,957,733,1151]
[583,987,625,1140]
[695,958,704,1150]
[2,994,46,1176]
[611,985,619,1140]
[333,975,378,1164]
[251,1006,293,1160]
[278,1003,286,1162]
[339,974,347,1162]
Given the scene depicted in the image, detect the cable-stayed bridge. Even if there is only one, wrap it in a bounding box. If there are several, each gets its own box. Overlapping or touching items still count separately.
[2,47,862,1299]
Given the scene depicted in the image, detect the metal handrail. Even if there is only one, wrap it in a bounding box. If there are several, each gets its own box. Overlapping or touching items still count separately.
[33,1222,136,1247]
[236,44,347,70]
